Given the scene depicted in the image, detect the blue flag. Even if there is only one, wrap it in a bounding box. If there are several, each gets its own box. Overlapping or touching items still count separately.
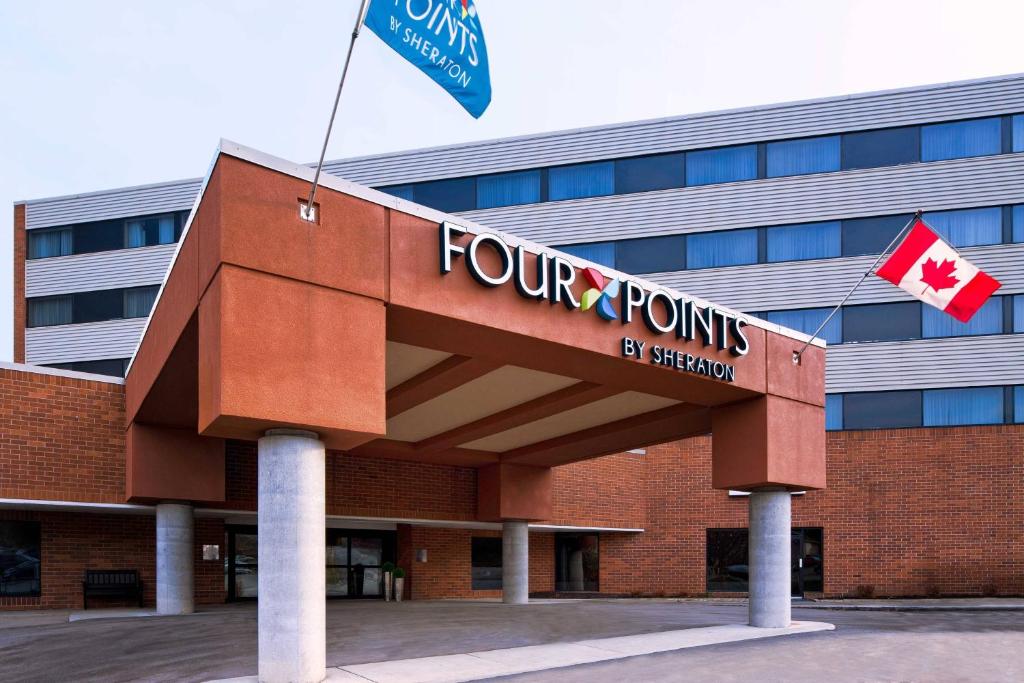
[364,0,492,118]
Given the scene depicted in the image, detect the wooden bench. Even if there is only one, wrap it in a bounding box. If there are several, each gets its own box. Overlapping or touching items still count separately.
[82,569,144,609]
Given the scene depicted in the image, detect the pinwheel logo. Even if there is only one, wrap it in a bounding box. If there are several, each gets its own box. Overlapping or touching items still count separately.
[580,267,620,321]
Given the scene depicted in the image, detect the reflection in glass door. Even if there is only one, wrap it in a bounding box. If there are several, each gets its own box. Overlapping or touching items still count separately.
[555,533,599,592]
[227,527,259,600]
[791,527,824,596]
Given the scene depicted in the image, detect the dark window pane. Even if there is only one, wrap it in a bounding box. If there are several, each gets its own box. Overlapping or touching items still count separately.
[0,521,41,597]
[766,308,842,345]
[686,145,757,186]
[798,528,824,593]
[477,170,541,208]
[841,214,914,256]
[412,177,476,212]
[923,207,1002,248]
[686,229,757,269]
[73,290,123,324]
[615,235,686,274]
[1014,115,1024,153]
[825,395,843,431]
[707,529,748,592]
[28,228,72,259]
[923,296,1002,338]
[766,221,840,262]
[923,387,1003,426]
[73,219,123,254]
[556,242,615,268]
[378,185,414,201]
[27,296,72,327]
[843,391,922,430]
[921,118,1001,161]
[555,533,599,592]
[70,359,128,377]
[614,154,685,194]
[841,126,921,170]
[766,136,840,177]
[471,537,502,590]
[843,302,920,342]
[548,162,614,201]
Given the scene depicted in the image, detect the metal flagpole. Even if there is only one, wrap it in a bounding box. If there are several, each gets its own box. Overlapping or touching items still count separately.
[792,209,922,364]
[303,0,372,221]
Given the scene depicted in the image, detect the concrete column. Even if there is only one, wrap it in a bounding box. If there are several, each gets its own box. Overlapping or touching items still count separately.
[156,503,194,615]
[258,429,326,683]
[502,521,529,604]
[748,489,791,628]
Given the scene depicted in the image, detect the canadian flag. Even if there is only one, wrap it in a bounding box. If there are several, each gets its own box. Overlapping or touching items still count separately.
[875,218,1001,323]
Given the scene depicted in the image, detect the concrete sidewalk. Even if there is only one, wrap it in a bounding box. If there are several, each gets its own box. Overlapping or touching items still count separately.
[796,597,1024,611]
[210,621,835,683]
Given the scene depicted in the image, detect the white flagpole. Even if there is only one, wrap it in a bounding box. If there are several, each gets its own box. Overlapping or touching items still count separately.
[303,0,372,221]
[792,209,922,364]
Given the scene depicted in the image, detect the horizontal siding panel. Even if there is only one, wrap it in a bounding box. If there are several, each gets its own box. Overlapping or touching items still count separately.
[649,244,1024,312]
[25,318,148,365]
[25,180,201,230]
[25,245,176,297]
[826,334,1024,392]
[458,155,1024,245]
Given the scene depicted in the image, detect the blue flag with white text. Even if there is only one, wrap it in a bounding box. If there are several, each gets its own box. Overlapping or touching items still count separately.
[364,0,491,118]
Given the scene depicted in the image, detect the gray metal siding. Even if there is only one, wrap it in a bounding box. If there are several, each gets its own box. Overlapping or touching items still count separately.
[25,244,176,298]
[25,318,148,365]
[24,180,201,230]
[826,335,1024,393]
[649,244,1024,313]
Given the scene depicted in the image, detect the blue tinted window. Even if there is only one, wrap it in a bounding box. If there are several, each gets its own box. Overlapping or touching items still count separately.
[686,229,758,269]
[380,185,414,201]
[1016,387,1024,423]
[843,302,920,343]
[923,387,1003,426]
[1013,115,1024,153]
[841,126,920,170]
[766,221,841,262]
[766,308,842,345]
[923,207,1002,247]
[27,228,72,259]
[615,235,686,274]
[1014,295,1024,333]
[921,118,1001,161]
[614,154,685,194]
[556,242,616,268]
[923,296,1002,338]
[1013,205,1024,243]
[825,395,843,431]
[413,178,476,212]
[549,162,614,201]
[477,171,541,209]
[685,145,757,186]
[844,391,922,430]
[766,136,840,177]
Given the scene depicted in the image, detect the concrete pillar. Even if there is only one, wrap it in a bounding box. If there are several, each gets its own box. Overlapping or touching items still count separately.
[502,521,529,604]
[748,489,791,628]
[156,503,194,615]
[258,429,326,683]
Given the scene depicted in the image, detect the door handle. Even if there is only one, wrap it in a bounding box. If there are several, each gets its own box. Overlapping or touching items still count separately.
[798,558,803,568]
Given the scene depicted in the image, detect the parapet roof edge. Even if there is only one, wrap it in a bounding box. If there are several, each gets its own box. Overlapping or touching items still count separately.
[0,360,125,385]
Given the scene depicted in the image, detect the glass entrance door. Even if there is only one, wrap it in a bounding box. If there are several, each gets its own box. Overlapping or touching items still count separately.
[554,533,599,593]
[791,527,824,596]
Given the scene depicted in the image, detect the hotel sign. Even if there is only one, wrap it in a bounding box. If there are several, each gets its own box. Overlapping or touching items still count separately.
[439,223,748,381]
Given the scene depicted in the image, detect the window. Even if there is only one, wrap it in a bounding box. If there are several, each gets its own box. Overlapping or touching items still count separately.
[841,126,920,170]
[685,145,757,186]
[766,308,842,345]
[125,215,175,248]
[1015,386,1024,423]
[413,177,476,212]
[923,387,1004,426]
[46,358,129,378]
[74,290,124,324]
[923,296,1002,338]
[27,296,72,327]
[1013,205,1024,243]
[1015,295,1024,333]
[72,219,123,254]
[124,286,159,319]
[766,221,841,262]
[766,136,840,177]
[843,391,922,430]
[706,529,748,592]
[379,185,414,201]
[471,537,502,590]
[615,235,686,274]
[841,214,915,257]
[825,395,843,431]
[476,170,541,209]
[556,242,616,268]
[27,228,72,259]
[923,207,1002,248]
[0,521,40,597]
[614,154,685,194]
[686,229,758,269]
[843,302,920,343]
[1013,115,1024,153]
[555,533,599,592]
[921,117,1001,161]
[548,162,614,201]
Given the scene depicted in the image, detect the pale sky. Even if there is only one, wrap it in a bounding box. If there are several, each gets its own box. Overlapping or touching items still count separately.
[1,0,1022,362]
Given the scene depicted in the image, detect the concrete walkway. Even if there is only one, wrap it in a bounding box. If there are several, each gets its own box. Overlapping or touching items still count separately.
[211,621,834,683]
[796,598,1024,611]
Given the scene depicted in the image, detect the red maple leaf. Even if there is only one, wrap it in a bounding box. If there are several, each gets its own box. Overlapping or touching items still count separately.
[920,257,959,293]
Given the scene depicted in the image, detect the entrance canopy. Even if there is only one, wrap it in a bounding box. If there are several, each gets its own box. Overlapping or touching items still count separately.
[123,141,826,520]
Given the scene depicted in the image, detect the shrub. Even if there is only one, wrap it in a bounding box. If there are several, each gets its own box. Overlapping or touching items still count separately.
[393,567,406,579]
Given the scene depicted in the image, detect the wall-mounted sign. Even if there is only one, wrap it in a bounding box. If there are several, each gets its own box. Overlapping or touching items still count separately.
[439,223,749,382]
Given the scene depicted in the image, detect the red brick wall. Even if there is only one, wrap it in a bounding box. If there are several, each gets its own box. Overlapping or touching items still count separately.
[0,368,125,503]
[12,204,25,363]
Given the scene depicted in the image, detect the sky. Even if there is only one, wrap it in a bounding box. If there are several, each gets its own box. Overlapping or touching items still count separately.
[1,0,1023,362]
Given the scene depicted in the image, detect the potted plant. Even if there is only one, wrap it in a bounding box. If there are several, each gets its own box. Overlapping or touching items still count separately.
[381,561,395,601]
[393,567,406,602]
